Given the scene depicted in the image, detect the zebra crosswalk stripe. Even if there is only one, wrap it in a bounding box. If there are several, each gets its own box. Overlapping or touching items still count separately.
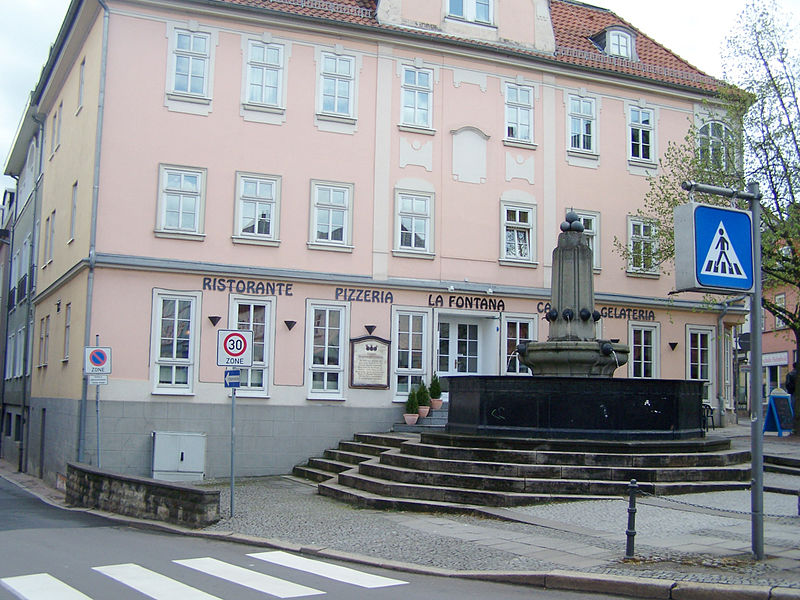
[174,557,324,598]
[93,563,222,600]
[1,573,93,600]
[249,551,408,588]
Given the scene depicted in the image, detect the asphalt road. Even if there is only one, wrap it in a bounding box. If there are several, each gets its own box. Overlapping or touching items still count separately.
[0,476,636,599]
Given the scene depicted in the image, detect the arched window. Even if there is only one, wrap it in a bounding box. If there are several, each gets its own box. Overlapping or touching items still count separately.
[608,30,632,58]
[698,122,734,170]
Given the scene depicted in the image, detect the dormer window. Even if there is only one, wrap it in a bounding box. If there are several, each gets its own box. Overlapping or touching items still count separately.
[448,0,493,25]
[608,31,631,58]
[592,27,636,60]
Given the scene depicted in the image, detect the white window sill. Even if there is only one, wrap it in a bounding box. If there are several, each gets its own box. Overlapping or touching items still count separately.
[628,158,657,168]
[499,259,539,268]
[306,395,345,402]
[154,230,206,242]
[503,139,537,150]
[444,16,496,29]
[241,102,285,115]
[626,269,660,279]
[392,249,435,260]
[166,92,211,105]
[316,112,357,125]
[307,242,354,253]
[398,124,436,136]
[152,388,195,396]
[567,149,599,160]
[232,235,280,247]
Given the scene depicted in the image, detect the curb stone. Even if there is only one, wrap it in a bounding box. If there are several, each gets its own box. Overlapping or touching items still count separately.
[771,588,800,599]
[671,581,772,599]
[545,570,672,599]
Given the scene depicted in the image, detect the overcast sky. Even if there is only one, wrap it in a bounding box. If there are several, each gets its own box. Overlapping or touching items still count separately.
[1,0,796,191]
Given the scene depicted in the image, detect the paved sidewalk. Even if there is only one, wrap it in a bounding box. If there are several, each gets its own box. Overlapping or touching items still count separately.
[3,423,800,599]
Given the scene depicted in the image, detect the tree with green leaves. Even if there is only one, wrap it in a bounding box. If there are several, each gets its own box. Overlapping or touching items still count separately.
[619,0,800,428]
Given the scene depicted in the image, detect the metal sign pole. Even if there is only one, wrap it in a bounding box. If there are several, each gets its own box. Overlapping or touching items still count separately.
[95,334,101,469]
[230,385,236,518]
[748,181,764,560]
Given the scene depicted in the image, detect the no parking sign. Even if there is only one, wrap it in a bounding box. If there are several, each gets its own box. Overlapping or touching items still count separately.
[84,346,112,374]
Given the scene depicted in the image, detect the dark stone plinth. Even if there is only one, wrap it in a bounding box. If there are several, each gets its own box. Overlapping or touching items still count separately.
[445,376,704,440]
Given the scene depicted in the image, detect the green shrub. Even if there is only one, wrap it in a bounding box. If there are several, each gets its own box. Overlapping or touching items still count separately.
[429,373,442,399]
[405,387,419,413]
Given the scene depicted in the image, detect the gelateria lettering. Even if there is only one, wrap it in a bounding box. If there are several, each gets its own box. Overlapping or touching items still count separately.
[335,288,394,303]
[535,302,654,321]
[428,294,506,311]
[202,277,294,296]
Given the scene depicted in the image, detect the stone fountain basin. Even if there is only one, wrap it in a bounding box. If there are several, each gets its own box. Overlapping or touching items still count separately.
[519,340,629,377]
[445,375,704,440]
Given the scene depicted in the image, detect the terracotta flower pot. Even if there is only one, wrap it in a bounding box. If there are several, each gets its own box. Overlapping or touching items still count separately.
[430,398,443,410]
[417,406,430,418]
[403,413,419,425]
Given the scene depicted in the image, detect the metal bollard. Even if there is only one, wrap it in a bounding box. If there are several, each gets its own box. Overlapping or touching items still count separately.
[625,479,638,559]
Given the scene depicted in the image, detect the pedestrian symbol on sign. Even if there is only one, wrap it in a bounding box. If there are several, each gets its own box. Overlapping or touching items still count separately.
[700,221,747,279]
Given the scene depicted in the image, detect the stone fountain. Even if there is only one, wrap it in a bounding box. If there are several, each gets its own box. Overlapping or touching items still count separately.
[516,211,629,376]
[445,213,703,439]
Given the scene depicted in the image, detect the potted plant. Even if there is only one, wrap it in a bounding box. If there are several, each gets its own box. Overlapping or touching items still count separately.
[403,387,419,425]
[429,373,443,410]
[416,381,431,418]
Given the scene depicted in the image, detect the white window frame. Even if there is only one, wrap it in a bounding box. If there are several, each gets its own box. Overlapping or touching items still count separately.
[447,0,493,24]
[503,314,537,375]
[39,316,50,368]
[234,172,281,245]
[16,327,25,377]
[170,29,210,97]
[306,301,348,400]
[151,290,201,395]
[608,30,632,58]
[69,182,78,242]
[395,191,433,256]
[568,95,596,154]
[4,332,13,380]
[775,293,787,329]
[686,325,715,403]
[229,295,274,398]
[63,303,71,361]
[156,165,206,240]
[401,66,433,129]
[698,121,734,171]
[628,106,654,163]
[245,40,284,108]
[50,109,58,155]
[628,321,660,378]
[501,203,535,264]
[45,210,55,264]
[393,309,428,397]
[308,181,353,250]
[77,58,85,111]
[318,52,355,119]
[627,216,658,275]
[571,209,600,270]
[505,83,534,144]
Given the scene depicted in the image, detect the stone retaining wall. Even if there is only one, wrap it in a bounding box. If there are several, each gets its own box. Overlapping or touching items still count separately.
[65,462,219,528]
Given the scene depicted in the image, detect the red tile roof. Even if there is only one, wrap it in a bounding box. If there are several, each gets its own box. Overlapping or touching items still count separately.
[212,0,721,92]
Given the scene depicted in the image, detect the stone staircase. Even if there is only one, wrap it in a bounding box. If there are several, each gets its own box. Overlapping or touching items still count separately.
[293,428,752,513]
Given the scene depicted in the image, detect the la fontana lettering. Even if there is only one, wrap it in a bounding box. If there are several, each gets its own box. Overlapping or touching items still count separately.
[428,294,506,311]
[203,277,293,295]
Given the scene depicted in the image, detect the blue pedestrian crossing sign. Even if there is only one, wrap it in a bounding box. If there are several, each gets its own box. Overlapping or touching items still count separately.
[674,203,754,293]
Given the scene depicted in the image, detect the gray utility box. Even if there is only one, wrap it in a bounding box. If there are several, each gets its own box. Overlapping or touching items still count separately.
[151,431,206,482]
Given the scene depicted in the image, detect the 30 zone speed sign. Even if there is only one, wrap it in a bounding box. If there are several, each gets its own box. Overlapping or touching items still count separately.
[217,329,254,367]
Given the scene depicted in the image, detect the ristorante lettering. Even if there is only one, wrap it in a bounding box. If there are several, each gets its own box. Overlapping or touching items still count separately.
[202,277,294,296]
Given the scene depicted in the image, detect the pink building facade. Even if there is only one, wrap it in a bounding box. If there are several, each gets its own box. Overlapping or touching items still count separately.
[4,0,746,483]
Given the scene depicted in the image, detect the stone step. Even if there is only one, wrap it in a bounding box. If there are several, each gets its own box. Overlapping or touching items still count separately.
[335,468,610,506]
[392,423,447,433]
[764,455,800,477]
[380,450,751,483]
[337,440,395,456]
[400,440,749,468]
[356,460,750,496]
[420,431,733,454]
[307,457,352,474]
[317,478,608,513]
[291,464,336,483]
[322,449,373,465]
[353,432,418,448]
[765,464,800,477]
